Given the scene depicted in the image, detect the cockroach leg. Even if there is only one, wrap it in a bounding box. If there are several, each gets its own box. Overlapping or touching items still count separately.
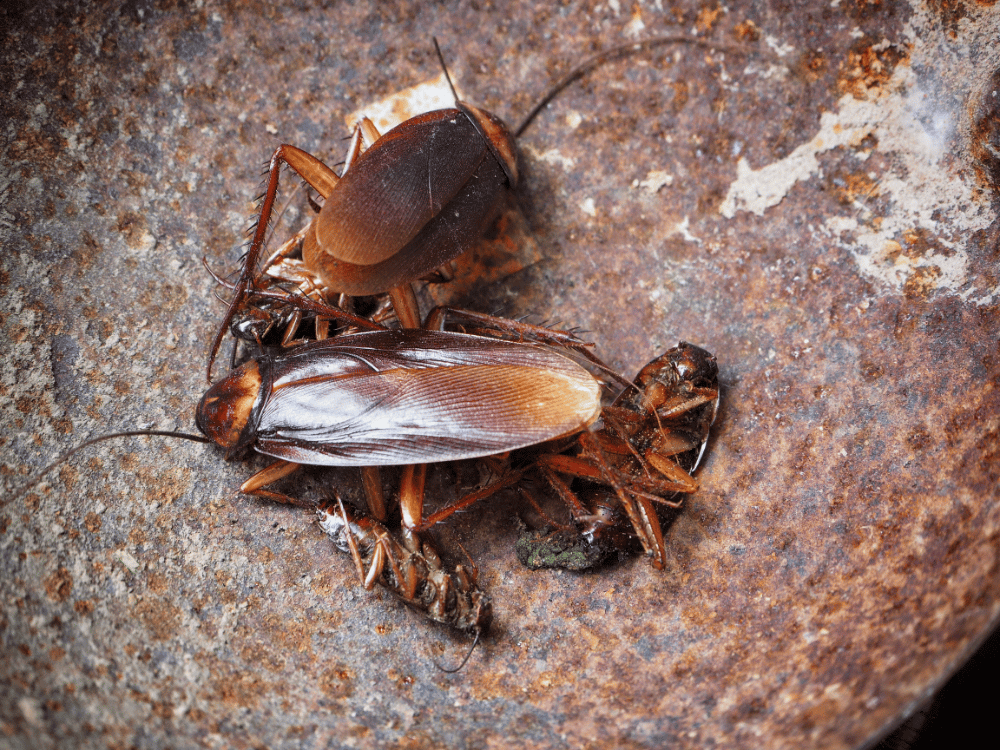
[360,466,387,522]
[235,459,323,508]
[240,459,301,493]
[336,496,369,585]
[411,468,525,533]
[389,282,423,330]
[208,143,350,379]
[399,463,428,531]
[517,485,575,532]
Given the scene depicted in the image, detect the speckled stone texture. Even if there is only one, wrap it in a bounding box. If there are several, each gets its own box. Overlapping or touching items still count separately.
[2,1,999,748]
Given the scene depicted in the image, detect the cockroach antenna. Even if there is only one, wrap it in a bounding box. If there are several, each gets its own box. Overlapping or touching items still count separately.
[432,37,461,105]
[515,34,753,138]
[435,628,483,674]
[12,430,210,500]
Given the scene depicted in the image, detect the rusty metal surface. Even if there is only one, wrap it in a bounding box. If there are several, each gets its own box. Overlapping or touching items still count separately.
[2,1,999,748]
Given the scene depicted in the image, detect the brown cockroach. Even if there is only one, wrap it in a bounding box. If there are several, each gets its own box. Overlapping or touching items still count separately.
[195,328,602,511]
[414,342,720,570]
[208,35,754,376]
[197,328,601,467]
[317,498,490,671]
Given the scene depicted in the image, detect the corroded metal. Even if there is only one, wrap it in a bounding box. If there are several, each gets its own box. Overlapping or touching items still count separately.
[2,2,999,749]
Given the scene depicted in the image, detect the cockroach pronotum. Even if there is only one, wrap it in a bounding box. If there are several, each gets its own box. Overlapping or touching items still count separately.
[317,498,490,672]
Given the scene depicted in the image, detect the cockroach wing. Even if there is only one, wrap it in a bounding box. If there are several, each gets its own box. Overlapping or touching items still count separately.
[303,109,514,295]
[253,330,600,466]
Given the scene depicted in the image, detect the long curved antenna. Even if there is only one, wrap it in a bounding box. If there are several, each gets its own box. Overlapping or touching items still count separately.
[12,430,210,499]
[515,35,753,138]
[433,37,461,105]
[435,628,482,674]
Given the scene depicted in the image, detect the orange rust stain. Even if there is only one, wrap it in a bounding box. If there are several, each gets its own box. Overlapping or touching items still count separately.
[838,41,910,100]
[44,566,73,602]
[134,597,182,641]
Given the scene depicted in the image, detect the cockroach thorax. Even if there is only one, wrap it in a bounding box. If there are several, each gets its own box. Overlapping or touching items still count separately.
[195,358,263,450]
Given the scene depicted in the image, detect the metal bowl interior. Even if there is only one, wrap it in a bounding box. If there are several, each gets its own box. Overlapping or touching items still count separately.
[2,2,998,748]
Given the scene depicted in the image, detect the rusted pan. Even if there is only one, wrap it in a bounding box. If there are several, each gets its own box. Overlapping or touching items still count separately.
[2,2,997,748]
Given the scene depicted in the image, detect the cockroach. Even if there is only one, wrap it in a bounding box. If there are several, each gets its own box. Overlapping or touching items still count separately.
[414,342,720,570]
[317,498,490,672]
[208,35,755,376]
[196,327,601,500]
[531,341,720,569]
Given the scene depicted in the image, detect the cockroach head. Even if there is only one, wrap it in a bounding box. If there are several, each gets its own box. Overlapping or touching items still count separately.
[195,358,263,456]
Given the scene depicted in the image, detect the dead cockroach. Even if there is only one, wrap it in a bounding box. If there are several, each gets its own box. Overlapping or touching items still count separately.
[531,341,720,569]
[420,342,720,570]
[317,498,490,672]
[208,35,755,376]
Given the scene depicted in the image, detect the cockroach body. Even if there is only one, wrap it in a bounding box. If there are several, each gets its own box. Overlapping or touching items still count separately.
[197,327,601,472]
[317,500,492,638]
[527,342,720,569]
[301,105,517,297]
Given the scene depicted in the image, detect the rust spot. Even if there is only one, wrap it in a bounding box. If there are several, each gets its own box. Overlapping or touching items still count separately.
[73,600,94,615]
[83,513,101,533]
[319,665,355,699]
[44,566,73,602]
[926,0,997,36]
[903,266,943,300]
[827,169,880,206]
[116,210,150,249]
[240,642,286,673]
[695,5,724,32]
[838,40,910,100]
[732,19,761,42]
[210,669,269,707]
[134,598,181,641]
[859,360,884,382]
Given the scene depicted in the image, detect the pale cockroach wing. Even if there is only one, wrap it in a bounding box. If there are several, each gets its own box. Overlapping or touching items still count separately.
[197,329,600,466]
